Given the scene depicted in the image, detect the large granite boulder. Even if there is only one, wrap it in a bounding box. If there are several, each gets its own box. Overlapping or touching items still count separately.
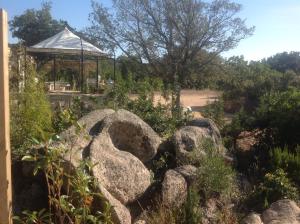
[99,185,131,224]
[187,118,222,145]
[60,109,115,167]
[261,199,300,224]
[90,124,153,204]
[161,169,187,207]
[174,165,197,185]
[173,126,215,165]
[241,213,263,224]
[98,109,161,163]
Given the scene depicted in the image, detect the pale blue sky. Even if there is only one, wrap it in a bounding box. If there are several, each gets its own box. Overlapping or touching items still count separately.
[1,0,300,61]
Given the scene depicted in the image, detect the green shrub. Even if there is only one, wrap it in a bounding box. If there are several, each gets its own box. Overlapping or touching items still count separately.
[127,95,192,137]
[270,146,300,186]
[196,155,235,199]
[254,88,300,149]
[18,133,113,224]
[144,189,202,224]
[179,188,202,224]
[192,139,236,199]
[11,63,53,156]
[202,99,225,128]
[248,169,299,211]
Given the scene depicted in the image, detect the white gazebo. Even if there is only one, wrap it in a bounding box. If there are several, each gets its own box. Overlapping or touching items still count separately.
[26,27,109,92]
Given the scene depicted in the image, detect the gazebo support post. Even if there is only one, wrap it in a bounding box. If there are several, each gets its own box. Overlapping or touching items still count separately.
[24,46,27,87]
[80,38,84,92]
[53,55,56,91]
[113,52,116,88]
[96,57,99,91]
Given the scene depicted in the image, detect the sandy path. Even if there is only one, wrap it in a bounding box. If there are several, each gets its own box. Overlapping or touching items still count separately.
[131,89,222,118]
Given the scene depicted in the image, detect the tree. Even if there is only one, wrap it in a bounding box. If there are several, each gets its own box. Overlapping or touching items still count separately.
[263,51,300,74]
[9,1,68,46]
[87,0,254,108]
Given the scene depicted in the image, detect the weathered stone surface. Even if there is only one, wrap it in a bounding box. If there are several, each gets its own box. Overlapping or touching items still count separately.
[60,109,115,167]
[174,165,197,185]
[241,213,263,224]
[173,126,211,164]
[133,220,146,224]
[99,185,131,224]
[262,199,300,224]
[90,131,151,204]
[99,109,161,163]
[235,129,261,170]
[187,118,222,145]
[161,169,187,207]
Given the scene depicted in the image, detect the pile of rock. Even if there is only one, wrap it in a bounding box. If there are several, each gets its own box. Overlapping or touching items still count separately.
[60,109,223,224]
[242,199,300,224]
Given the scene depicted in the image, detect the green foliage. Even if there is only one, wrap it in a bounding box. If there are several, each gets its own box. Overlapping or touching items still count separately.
[202,99,225,128]
[19,133,113,224]
[13,209,51,224]
[254,88,300,149]
[195,139,236,199]
[127,96,192,137]
[144,189,202,224]
[103,75,192,137]
[11,63,53,156]
[270,146,300,186]
[9,1,68,46]
[197,155,235,199]
[179,188,202,224]
[248,169,299,211]
[263,51,300,74]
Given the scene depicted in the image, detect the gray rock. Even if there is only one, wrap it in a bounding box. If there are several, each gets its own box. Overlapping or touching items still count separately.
[262,199,300,224]
[60,109,115,167]
[187,118,222,145]
[99,185,131,224]
[99,109,161,163]
[174,165,198,185]
[173,126,212,165]
[161,169,187,207]
[90,131,151,204]
[241,213,263,224]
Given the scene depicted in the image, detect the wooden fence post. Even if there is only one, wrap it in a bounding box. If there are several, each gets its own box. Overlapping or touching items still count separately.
[0,9,12,224]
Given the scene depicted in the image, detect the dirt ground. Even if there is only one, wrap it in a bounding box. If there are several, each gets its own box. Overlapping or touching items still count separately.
[134,89,223,118]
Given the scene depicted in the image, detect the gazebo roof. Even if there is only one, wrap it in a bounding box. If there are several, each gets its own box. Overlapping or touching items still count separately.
[27,27,107,56]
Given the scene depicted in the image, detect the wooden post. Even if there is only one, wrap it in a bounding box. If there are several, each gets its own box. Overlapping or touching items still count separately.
[0,9,12,224]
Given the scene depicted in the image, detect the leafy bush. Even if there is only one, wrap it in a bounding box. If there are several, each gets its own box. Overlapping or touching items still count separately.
[270,146,300,186]
[11,63,53,156]
[144,188,202,224]
[248,169,299,211]
[17,133,113,223]
[196,155,235,199]
[253,88,300,149]
[194,139,236,199]
[202,99,225,128]
[103,75,192,137]
[179,188,202,224]
[127,95,192,137]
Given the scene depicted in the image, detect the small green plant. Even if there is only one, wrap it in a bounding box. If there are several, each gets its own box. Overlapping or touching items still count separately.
[270,146,300,186]
[193,139,236,199]
[248,168,299,211]
[180,188,202,224]
[17,125,113,223]
[13,209,51,224]
[11,63,53,157]
[196,155,235,199]
[144,205,177,224]
[202,99,225,128]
